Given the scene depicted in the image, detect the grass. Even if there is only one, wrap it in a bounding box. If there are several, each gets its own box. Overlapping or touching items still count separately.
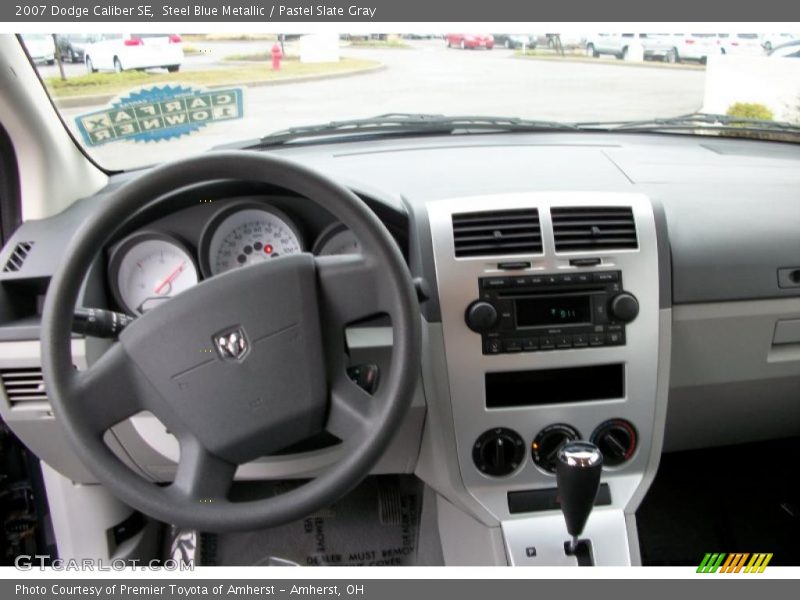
[44,58,381,98]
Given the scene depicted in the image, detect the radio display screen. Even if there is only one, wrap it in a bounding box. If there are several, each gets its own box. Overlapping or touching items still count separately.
[515,295,591,327]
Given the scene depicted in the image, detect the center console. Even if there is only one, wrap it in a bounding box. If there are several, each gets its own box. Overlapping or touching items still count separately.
[425,192,668,565]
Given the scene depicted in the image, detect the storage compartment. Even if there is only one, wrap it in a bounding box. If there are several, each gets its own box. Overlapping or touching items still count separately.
[485,363,625,408]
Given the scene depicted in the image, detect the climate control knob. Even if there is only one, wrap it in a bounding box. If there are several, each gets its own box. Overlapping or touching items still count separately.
[473,428,525,477]
[590,419,637,467]
[531,424,581,473]
[465,301,498,333]
[609,292,639,323]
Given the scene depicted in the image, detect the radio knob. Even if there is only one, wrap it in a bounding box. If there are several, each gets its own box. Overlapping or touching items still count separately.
[465,301,498,333]
[609,293,639,323]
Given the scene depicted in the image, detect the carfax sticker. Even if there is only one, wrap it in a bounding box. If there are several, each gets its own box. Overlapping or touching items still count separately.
[75,84,244,146]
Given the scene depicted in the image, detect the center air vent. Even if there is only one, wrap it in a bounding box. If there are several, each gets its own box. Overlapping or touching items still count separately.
[551,206,638,252]
[1,368,48,408]
[3,241,34,272]
[452,209,542,258]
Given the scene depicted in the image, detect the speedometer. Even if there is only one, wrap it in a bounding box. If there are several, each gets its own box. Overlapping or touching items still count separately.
[313,223,361,256]
[109,232,199,316]
[200,203,304,276]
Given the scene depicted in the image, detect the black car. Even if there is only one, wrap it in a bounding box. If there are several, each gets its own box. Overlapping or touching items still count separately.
[55,34,95,63]
[492,34,537,49]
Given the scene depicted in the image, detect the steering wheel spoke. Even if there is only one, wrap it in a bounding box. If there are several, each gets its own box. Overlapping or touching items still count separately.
[170,435,237,503]
[72,342,146,435]
[316,254,388,326]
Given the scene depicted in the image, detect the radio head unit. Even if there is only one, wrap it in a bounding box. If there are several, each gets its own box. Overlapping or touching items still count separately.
[465,271,639,355]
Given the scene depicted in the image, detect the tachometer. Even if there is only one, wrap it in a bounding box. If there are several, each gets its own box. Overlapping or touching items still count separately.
[109,232,199,315]
[313,223,361,256]
[200,203,304,276]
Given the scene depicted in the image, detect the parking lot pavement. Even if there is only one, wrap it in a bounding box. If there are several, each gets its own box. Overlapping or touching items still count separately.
[51,38,707,169]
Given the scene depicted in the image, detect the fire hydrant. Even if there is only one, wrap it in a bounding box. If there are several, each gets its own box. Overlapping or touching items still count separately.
[271,43,283,70]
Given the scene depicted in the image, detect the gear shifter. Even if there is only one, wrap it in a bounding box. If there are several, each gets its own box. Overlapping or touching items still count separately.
[556,440,603,557]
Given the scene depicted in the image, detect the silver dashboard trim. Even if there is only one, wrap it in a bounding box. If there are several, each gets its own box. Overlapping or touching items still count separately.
[426,192,663,527]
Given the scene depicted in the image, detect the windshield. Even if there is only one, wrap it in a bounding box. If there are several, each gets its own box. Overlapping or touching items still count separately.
[19,31,800,171]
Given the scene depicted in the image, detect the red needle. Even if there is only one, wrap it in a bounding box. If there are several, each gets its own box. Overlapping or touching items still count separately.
[154,261,186,294]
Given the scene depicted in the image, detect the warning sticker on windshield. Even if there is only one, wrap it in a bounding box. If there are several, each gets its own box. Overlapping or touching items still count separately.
[75,85,244,146]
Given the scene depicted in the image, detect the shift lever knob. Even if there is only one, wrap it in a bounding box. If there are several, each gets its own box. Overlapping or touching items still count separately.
[556,440,603,550]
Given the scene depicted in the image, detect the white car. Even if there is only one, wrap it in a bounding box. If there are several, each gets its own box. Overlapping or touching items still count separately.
[83,33,184,73]
[21,33,55,65]
[718,33,764,56]
[660,33,723,64]
[769,39,800,58]
[760,33,797,51]
[584,34,672,61]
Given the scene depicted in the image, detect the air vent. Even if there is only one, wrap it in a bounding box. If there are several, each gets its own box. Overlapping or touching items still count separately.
[3,241,34,272]
[551,207,638,253]
[1,368,48,408]
[452,209,542,258]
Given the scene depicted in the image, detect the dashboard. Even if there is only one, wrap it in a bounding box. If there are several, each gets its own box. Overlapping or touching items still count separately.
[0,131,799,564]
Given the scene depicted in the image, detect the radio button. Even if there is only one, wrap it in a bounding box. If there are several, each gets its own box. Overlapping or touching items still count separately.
[575,273,592,283]
[606,331,625,345]
[594,271,620,283]
[572,334,589,347]
[593,298,609,323]
[485,338,503,354]
[522,338,539,351]
[589,334,605,346]
[482,278,510,289]
[540,336,556,350]
[529,276,544,286]
[555,335,572,349]
[503,340,522,353]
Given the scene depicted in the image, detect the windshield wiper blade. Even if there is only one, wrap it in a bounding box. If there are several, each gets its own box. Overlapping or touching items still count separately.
[576,112,800,134]
[253,113,578,146]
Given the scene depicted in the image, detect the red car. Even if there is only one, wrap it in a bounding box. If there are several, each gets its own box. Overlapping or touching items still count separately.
[445,33,494,50]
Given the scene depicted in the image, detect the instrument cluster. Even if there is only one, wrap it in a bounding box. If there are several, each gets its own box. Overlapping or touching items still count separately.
[107,199,362,316]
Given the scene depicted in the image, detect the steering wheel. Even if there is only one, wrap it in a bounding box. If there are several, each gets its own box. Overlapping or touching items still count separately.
[41,151,421,532]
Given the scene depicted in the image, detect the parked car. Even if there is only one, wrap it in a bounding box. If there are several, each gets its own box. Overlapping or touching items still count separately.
[661,33,723,64]
[760,33,797,51]
[718,33,764,56]
[492,34,536,49]
[584,34,672,61]
[83,33,184,73]
[20,33,55,65]
[445,34,494,50]
[769,39,800,58]
[55,34,96,63]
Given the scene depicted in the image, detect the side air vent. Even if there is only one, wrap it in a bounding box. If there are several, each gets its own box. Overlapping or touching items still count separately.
[1,368,48,408]
[452,209,542,258]
[3,241,34,272]
[551,206,638,252]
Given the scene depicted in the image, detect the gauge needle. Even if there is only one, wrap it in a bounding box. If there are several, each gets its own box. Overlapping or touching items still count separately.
[154,261,186,295]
